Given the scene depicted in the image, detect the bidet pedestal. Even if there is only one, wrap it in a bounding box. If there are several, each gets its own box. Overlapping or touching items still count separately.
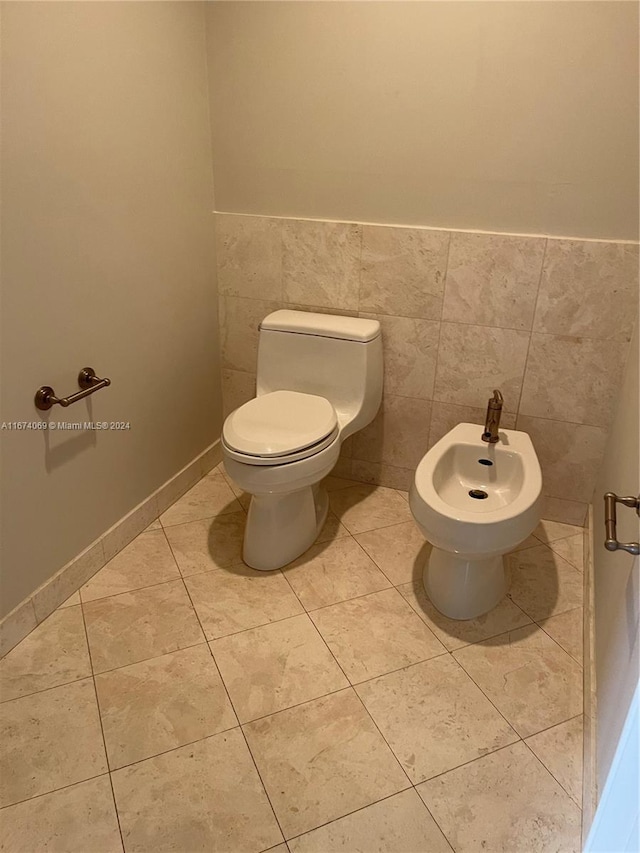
[424,548,506,620]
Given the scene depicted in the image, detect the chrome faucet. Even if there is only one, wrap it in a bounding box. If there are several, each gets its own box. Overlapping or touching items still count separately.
[481,389,504,443]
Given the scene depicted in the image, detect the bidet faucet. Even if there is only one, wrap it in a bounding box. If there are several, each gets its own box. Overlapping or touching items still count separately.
[481,389,503,443]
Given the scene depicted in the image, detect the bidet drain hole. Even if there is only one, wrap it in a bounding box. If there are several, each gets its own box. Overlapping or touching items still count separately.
[469,489,488,500]
[478,459,493,466]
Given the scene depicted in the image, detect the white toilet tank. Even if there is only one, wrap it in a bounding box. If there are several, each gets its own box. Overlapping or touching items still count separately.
[256,310,383,439]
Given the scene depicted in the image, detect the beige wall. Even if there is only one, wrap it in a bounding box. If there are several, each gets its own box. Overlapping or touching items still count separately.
[0,2,221,618]
[207,1,639,241]
[216,213,638,525]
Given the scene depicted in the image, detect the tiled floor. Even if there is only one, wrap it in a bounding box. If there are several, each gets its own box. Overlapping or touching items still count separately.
[0,466,585,852]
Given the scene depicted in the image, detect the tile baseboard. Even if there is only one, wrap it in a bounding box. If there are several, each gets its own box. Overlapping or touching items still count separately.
[0,440,222,659]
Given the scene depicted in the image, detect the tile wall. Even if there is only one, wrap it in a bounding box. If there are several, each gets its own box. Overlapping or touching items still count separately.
[216,214,639,525]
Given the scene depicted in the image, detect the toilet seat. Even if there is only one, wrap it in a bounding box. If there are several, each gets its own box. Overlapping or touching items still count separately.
[222,390,339,466]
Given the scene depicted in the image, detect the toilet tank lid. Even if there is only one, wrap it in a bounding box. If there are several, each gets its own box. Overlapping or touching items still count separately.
[260,310,380,342]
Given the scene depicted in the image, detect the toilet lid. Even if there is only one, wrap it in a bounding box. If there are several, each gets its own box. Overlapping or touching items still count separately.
[223,390,338,458]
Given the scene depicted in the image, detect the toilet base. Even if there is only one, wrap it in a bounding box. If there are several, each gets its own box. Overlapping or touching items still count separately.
[243,484,329,571]
[423,547,506,620]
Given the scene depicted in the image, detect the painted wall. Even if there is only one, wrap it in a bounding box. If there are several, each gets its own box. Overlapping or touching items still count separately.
[216,214,638,524]
[0,2,222,618]
[207,1,639,241]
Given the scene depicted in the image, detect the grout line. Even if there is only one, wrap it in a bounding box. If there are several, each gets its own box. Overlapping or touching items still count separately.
[0,771,112,813]
[514,237,548,419]
[521,737,584,811]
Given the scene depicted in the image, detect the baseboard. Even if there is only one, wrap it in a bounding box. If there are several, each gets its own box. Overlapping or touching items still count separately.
[0,439,222,659]
[582,504,598,842]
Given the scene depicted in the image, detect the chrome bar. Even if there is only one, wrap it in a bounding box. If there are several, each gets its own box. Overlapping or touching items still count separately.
[604,491,640,556]
[35,368,111,411]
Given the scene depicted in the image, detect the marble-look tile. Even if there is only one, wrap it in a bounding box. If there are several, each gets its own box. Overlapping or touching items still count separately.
[442,232,545,330]
[102,498,158,565]
[288,788,451,853]
[243,689,409,839]
[359,225,449,319]
[322,475,360,492]
[433,323,530,409]
[311,589,445,683]
[144,519,162,532]
[282,219,361,310]
[354,521,430,585]
[315,511,350,544]
[95,644,237,769]
[222,368,256,418]
[0,775,123,853]
[453,625,583,737]
[31,540,105,624]
[506,543,583,621]
[535,519,583,543]
[216,213,282,300]
[164,512,246,577]
[211,614,348,722]
[83,579,204,673]
[510,534,540,551]
[428,402,516,449]
[534,240,639,342]
[185,565,303,639]
[0,598,37,660]
[198,443,222,477]
[352,395,432,469]
[519,334,627,427]
[525,716,584,805]
[357,655,518,783]
[360,313,440,399]
[154,462,201,517]
[350,460,414,492]
[517,415,608,504]
[398,582,532,651]
[159,472,242,527]
[0,678,107,807]
[540,608,583,666]
[59,590,82,607]
[112,729,283,853]
[328,484,413,535]
[80,530,179,602]
[283,537,391,610]
[219,295,281,374]
[540,494,588,527]
[547,533,584,572]
[417,741,582,853]
[0,606,91,703]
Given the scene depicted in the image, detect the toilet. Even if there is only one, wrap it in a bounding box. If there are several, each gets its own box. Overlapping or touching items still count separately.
[410,422,542,620]
[222,310,383,570]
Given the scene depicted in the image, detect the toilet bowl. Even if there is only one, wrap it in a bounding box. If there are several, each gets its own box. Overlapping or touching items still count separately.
[222,310,383,571]
[409,422,542,620]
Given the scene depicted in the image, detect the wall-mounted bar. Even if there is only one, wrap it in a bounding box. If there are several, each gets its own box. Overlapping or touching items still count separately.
[35,367,111,411]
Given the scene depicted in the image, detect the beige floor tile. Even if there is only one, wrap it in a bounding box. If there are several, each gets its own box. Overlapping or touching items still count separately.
[95,645,237,769]
[510,534,540,551]
[0,678,107,807]
[80,530,180,602]
[328,485,413,534]
[540,607,583,666]
[159,472,242,527]
[288,788,451,853]
[310,589,445,683]
[525,716,584,805]
[356,656,518,783]
[547,533,584,572]
[144,519,162,532]
[397,581,532,651]
[506,544,583,621]
[284,537,391,610]
[211,614,348,722]
[83,580,204,673]
[315,511,350,544]
[112,729,283,852]
[164,512,246,577]
[453,625,583,737]
[534,519,583,543]
[243,689,409,839]
[59,590,81,607]
[353,521,430,585]
[0,775,123,852]
[185,565,304,640]
[418,741,581,852]
[322,475,360,492]
[396,490,409,502]
[0,606,91,703]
